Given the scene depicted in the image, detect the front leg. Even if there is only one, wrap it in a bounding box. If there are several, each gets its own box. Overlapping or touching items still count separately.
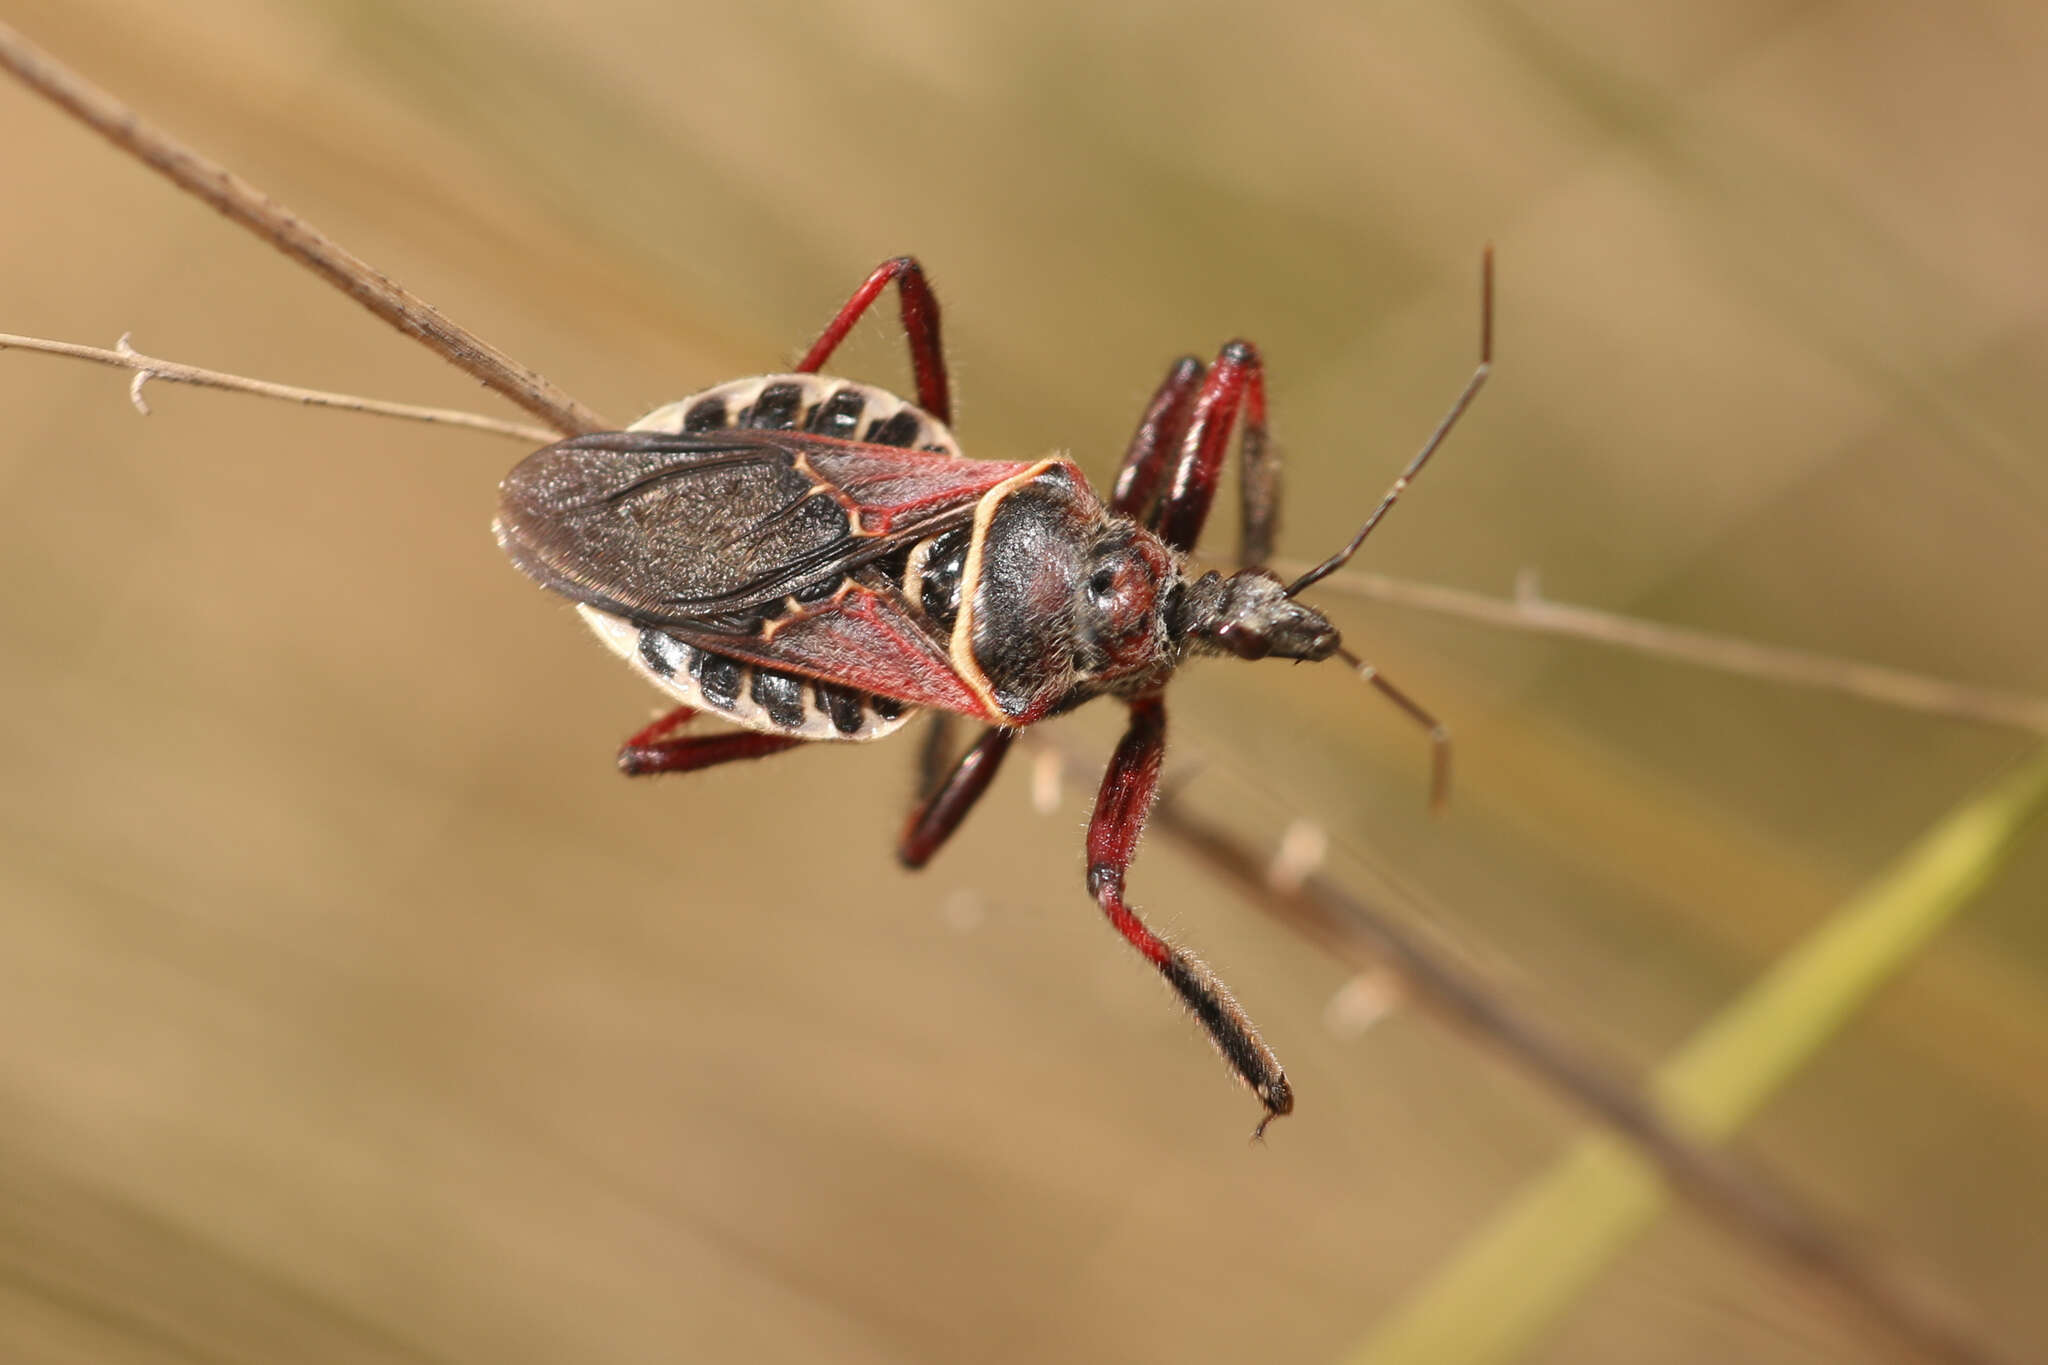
[1153,340,1271,561]
[1110,354,1204,525]
[1087,696,1293,1134]
[1117,343,1277,569]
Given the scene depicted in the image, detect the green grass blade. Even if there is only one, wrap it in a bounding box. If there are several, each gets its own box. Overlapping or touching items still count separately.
[1349,748,2048,1365]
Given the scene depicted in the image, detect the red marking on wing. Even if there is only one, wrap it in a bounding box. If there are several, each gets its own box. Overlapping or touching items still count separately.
[800,442,1037,536]
[674,585,1001,722]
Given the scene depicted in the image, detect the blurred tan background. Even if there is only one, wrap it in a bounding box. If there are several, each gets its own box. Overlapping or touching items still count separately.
[3,2,2047,1361]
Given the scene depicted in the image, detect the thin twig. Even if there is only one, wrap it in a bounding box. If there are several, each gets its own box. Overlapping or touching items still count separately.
[9,313,2043,741]
[1280,561,2048,735]
[0,20,609,439]
[11,322,2044,742]
[4,31,2012,1359]
[1152,794,2015,1365]
[0,332,559,442]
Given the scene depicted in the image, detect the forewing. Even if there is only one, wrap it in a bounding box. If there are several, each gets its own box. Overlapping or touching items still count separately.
[496,428,1034,623]
[664,582,998,720]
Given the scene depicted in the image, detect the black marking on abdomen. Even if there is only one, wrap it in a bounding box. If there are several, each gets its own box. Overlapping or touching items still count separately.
[871,695,905,721]
[806,387,867,438]
[682,397,728,432]
[744,382,805,430]
[751,669,808,728]
[691,650,744,709]
[867,410,924,448]
[814,682,866,735]
[639,629,682,678]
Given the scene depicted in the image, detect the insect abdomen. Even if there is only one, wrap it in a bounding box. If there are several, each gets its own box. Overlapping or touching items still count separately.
[577,605,913,742]
[633,374,961,456]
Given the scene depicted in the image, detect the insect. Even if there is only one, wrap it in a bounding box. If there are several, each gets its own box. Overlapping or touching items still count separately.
[494,255,1492,1134]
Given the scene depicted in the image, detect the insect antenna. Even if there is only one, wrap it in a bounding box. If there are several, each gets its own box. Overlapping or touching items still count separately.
[1284,245,1494,599]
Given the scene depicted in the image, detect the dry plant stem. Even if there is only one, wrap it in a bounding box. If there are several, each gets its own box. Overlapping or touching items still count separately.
[1347,750,2048,1365]
[0,333,560,442]
[1154,797,2011,1365]
[3,23,2005,1353]
[8,325,2046,741]
[1283,562,2048,736]
[14,323,2046,743]
[0,21,610,439]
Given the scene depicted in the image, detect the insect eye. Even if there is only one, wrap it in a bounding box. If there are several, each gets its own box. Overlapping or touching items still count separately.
[1088,567,1118,598]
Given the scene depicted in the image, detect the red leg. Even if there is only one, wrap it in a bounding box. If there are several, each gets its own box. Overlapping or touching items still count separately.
[1087,695,1292,1133]
[1236,394,1280,571]
[1111,355,1204,524]
[623,704,698,750]
[1153,341,1270,561]
[915,712,961,801]
[616,706,808,776]
[899,726,1014,868]
[797,256,952,426]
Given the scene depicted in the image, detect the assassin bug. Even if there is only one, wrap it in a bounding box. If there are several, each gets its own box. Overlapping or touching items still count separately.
[495,255,1492,1134]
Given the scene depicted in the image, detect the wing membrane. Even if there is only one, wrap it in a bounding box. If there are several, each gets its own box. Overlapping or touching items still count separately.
[497,428,1032,622]
[498,427,1031,721]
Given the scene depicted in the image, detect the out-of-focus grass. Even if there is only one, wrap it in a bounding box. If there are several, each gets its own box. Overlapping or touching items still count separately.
[1354,747,2048,1365]
[2,3,2046,1363]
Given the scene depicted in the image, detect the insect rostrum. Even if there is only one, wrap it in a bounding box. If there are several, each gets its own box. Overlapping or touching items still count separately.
[495,256,1489,1135]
